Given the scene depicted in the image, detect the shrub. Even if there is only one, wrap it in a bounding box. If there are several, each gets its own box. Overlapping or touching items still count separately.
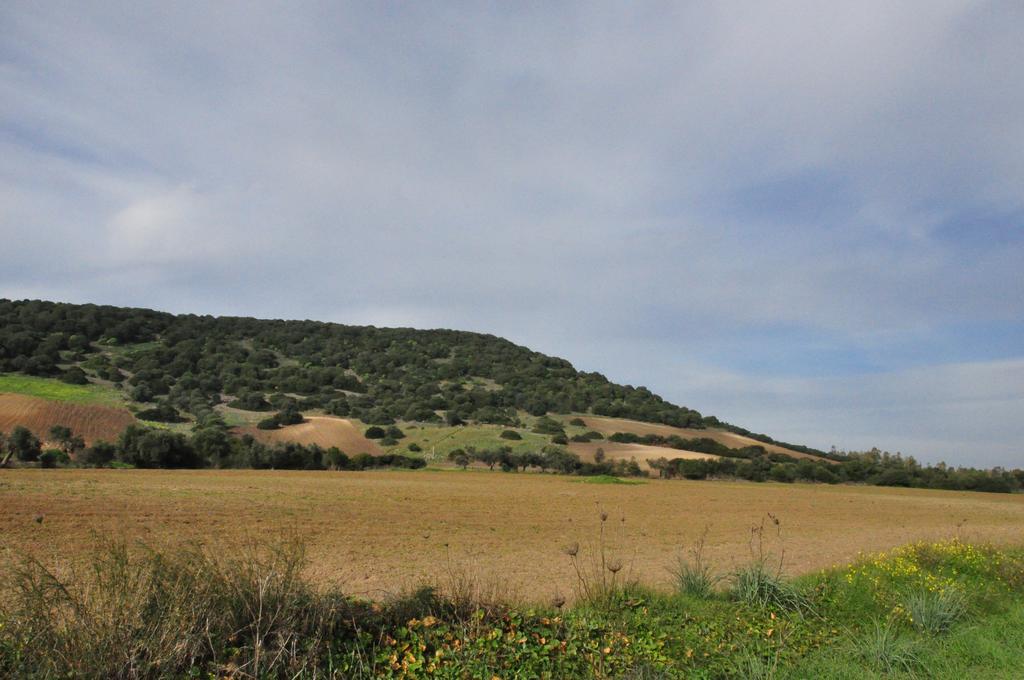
[364,426,386,439]
[0,537,347,678]
[904,588,967,634]
[9,426,41,462]
[856,619,922,674]
[385,425,405,440]
[60,366,89,384]
[499,430,522,440]
[407,442,422,452]
[79,441,116,467]
[39,449,61,468]
[569,417,586,427]
[551,434,569,445]
[256,417,280,430]
[532,416,565,435]
[325,447,348,469]
[669,528,720,599]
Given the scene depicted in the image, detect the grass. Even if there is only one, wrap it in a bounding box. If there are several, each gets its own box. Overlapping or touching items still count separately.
[4,535,1021,678]
[0,373,124,406]
[578,474,645,485]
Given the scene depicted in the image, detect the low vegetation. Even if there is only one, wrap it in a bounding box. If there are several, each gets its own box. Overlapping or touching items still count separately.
[1,524,1020,678]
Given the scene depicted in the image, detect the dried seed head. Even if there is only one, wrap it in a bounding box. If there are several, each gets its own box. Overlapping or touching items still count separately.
[607,559,623,574]
[600,512,608,522]
[563,542,580,557]
[551,595,566,609]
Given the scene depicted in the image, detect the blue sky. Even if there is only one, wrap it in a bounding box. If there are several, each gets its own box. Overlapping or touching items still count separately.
[2,2,1022,466]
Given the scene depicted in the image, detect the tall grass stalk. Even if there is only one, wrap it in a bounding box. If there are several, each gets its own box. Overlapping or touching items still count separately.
[669,525,721,598]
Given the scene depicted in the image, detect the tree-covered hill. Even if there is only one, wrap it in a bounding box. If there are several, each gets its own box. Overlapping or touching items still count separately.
[0,298,816,454]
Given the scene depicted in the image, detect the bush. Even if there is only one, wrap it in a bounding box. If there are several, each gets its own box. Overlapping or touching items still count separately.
[904,588,967,634]
[732,563,809,612]
[569,417,586,427]
[407,442,422,452]
[532,416,565,436]
[39,449,61,468]
[9,426,41,462]
[499,430,522,440]
[364,426,386,439]
[79,442,116,467]
[551,434,569,445]
[60,366,89,385]
[0,537,343,679]
[256,417,281,430]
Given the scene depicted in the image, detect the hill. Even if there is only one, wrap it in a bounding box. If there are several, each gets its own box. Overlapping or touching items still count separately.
[0,298,824,455]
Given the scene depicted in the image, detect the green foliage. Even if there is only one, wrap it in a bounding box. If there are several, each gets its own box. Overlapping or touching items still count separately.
[904,588,968,634]
[1,536,1022,678]
[8,426,41,462]
[39,449,61,468]
[0,373,122,405]
[499,429,522,440]
[364,426,386,439]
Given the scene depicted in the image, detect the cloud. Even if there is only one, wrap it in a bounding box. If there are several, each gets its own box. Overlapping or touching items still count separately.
[1,1,1022,466]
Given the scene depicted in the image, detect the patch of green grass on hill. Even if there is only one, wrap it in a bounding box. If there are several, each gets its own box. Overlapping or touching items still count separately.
[0,373,124,407]
[578,474,645,485]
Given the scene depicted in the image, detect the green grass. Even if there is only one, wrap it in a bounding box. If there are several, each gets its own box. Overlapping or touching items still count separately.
[578,474,645,485]
[0,373,124,406]
[2,534,1021,678]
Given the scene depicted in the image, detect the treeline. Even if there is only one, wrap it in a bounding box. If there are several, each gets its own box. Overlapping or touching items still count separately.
[446,445,644,478]
[0,298,708,429]
[0,421,424,472]
[652,447,1023,493]
[607,431,792,461]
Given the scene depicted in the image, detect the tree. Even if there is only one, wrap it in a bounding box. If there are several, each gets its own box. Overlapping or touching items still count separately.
[9,426,42,462]
[80,441,116,467]
[48,425,85,455]
[448,449,470,469]
[326,447,349,470]
[364,426,386,439]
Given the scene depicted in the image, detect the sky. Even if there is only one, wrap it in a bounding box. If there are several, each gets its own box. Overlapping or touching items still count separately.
[2,2,1022,467]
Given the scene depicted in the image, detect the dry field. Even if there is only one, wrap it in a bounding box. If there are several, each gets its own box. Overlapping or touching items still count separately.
[235,416,383,455]
[0,394,135,445]
[573,415,829,461]
[3,469,1022,604]
[567,440,719,468]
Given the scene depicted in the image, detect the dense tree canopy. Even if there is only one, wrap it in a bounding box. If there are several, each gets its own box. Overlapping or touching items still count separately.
[0,298,724,433]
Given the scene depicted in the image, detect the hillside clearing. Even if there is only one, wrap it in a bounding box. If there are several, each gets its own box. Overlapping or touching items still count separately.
[571,415,828,461]
[0,373,124,407]
[567,441,719,468]
[0,393,134,445]
[235,416,383,455]
[2,469,1021,602]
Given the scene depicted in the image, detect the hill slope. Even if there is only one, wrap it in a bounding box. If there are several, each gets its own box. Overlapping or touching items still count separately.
[0,298,825,458]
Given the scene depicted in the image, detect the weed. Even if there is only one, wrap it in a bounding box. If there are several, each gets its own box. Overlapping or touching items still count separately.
[669,525,721,599]
[732,515,811,613]
[856,618,922,675]
[564,504,636,607]
[904,588,967,634]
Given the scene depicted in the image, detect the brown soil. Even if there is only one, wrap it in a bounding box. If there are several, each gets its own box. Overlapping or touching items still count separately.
[2,469,1021,603]
[236,416,382,455]
[0,394,134,446]
[572,416,829,461]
